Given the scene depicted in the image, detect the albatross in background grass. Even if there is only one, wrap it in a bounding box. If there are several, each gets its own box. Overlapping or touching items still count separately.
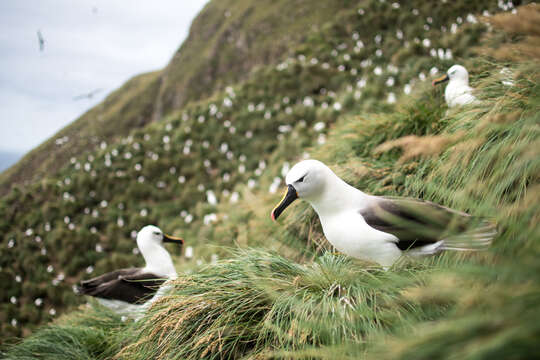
[77,225,183,317]
[271,160,496,268]
[432,64,477,107]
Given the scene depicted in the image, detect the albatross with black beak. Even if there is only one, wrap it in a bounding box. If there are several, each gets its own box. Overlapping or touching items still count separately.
[271,160,495,268]
[77,225,183,315]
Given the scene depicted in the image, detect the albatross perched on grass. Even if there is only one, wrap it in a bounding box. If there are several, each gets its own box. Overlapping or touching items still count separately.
[432,64,477,107]
[77,225,183,316]
[271,160,496,268]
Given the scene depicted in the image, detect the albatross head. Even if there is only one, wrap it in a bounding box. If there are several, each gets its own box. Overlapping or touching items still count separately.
[271,160,333,220]
[137,225,184,249]
[432,64,469,86]
[137,225,183,276]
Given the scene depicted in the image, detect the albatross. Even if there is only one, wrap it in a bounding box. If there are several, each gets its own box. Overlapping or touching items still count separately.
[271,160,495,268]
[432,64,477,107]
[77,225,183,315]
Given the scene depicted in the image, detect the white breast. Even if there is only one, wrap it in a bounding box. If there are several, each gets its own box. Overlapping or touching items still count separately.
[319,210,402,267]
[445,84,476,107]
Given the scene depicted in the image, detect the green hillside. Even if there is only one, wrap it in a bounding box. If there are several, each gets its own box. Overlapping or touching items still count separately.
[0,0,352,197]
[2,0,539,358]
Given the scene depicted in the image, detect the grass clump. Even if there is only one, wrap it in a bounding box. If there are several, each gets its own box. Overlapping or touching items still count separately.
[115,250,437,360]
[4,304,126,360]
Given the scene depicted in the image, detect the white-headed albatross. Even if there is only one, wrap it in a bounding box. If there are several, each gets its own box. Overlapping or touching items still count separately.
[432,64,477,108]
[271,160,496,268]
[77,225,183,316]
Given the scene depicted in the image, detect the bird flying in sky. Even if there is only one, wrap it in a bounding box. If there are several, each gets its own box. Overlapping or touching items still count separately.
[73,88,104,101]
[37,30,45,52]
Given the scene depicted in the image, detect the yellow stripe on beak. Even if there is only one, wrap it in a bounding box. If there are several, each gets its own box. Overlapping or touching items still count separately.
[271,185,299,221]
[432,74,449,86]
[163,234,184,244]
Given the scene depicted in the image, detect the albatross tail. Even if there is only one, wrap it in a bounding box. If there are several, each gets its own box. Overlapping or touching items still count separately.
[407,220,497,257]
[440,220,497,251]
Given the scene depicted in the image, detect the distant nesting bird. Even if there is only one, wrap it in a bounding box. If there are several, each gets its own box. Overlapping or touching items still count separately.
[73,88,103,101]
[271,160,495,268]
[37,30,45,52]
[77,225,184,316]
[432,64,477,107]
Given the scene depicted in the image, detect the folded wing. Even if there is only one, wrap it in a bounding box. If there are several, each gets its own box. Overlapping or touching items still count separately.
[360,197,494,251]
[78,268,167,304]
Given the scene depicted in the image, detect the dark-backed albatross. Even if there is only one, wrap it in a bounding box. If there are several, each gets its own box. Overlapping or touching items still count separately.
[77,225,183,316]
[271,160,496,268]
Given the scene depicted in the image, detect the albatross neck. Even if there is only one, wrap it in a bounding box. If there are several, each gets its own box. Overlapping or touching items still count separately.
[139,243,177,277]
[448,77,469,88]
[306,172,370,217]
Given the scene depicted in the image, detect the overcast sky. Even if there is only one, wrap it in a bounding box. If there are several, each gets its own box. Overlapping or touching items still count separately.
[0,0,209,155]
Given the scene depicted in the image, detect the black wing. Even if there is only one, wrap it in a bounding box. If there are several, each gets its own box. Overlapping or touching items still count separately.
[360,197,473,251]
[78,268,167,304]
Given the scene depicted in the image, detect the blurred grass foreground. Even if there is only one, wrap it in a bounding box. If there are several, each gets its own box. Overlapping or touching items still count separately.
[2,1,540,359]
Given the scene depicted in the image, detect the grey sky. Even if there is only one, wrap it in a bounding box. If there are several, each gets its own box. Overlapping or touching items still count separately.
[0,0,208,153]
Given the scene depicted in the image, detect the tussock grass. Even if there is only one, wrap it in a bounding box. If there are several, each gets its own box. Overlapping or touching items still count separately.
[90,251,444,360]
[4,304,126,360]
[373,134,455,163]
[481,3,540,61]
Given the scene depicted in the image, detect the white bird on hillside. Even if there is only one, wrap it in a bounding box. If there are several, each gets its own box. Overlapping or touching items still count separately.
[77,225,183,317]
[432,64,477,107]
[271,160,495,268]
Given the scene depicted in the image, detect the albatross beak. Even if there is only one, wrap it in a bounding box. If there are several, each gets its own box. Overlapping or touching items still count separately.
[163,234,184,245]
[432,74,449,86]
[271,184,298,221]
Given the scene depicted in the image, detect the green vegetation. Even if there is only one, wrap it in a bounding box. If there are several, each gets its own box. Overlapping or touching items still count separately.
[0,70,162,197]
[4,304,126,360]
[2,0,539,358]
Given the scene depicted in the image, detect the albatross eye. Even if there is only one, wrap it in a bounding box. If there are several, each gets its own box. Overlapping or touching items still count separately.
[153,231,161,236]
[297,175,306,183]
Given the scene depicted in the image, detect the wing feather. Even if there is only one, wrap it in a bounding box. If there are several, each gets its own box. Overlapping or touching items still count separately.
[360,197,473,251]
[78,268,167,304]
